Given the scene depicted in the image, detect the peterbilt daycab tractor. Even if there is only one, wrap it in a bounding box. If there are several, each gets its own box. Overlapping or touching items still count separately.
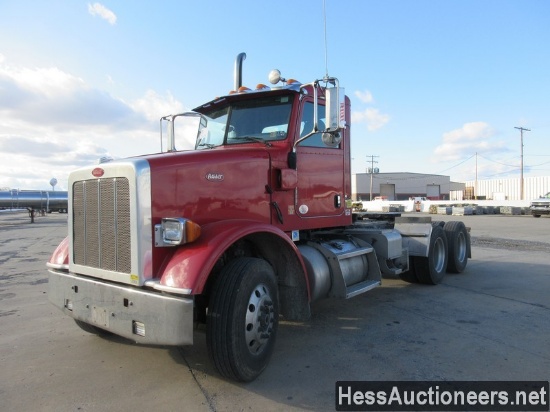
[47,53,470,382]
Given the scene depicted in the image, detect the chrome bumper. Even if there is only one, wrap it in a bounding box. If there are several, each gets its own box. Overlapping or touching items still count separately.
[48,270,194,345]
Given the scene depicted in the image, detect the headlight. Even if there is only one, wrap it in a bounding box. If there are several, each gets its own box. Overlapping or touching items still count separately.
[163,219,185,243]
[155,218,201,247]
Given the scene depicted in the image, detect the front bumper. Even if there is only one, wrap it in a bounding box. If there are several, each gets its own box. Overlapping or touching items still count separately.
[530,205,550,215]
[48,269,194,345]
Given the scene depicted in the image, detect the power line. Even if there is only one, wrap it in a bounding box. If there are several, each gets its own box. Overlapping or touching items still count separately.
[436,154,475,174]
[477,153,518,168]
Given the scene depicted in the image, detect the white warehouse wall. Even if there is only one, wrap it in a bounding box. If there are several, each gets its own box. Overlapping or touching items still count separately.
[463,176,550,201]
[352,173,550,202]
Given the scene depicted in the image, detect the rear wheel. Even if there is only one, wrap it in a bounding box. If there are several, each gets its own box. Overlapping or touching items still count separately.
[400,257,420,283]
[414,226,448,285]
[444,221,469,273]
[207,257,278,382]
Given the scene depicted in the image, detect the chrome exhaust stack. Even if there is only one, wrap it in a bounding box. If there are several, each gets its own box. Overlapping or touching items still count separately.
[234,52,246,90]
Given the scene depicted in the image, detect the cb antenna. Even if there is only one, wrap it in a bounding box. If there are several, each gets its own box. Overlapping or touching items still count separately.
[323,0,329,78]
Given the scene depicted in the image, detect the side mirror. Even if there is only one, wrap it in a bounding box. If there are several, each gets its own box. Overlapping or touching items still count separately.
[293,78,345,150]
[325,84,345,132]
[322,131,342,147]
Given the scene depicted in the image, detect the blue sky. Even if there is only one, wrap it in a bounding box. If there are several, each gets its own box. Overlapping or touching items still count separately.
[1,0,549,190]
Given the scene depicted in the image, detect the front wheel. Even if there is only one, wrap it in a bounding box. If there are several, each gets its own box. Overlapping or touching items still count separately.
[207,257,279,382]
[414,225,448,285]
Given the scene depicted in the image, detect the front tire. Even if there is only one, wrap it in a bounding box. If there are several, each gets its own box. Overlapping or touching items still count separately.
[414,225,448,285]
[207,257,279,382]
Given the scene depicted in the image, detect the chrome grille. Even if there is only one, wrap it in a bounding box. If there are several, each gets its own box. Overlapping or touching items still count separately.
[72,178,131,273]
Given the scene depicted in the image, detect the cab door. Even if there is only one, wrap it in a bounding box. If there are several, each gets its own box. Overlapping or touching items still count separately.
[295,100,345,220]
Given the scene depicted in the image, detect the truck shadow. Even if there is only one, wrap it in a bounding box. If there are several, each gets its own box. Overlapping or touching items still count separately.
[165,256,550,411]
[78,252,549,410]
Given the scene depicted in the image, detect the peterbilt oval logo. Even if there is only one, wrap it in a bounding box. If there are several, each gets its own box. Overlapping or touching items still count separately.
[206,172,224,181]
[92,167,104,177]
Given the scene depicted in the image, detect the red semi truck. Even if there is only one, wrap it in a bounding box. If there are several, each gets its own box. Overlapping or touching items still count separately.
[47,53,470,382]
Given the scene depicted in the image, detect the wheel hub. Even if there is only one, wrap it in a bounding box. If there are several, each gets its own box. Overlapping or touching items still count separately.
[457,232,467,261]
[433,237,446,273]
[245,283,275,355]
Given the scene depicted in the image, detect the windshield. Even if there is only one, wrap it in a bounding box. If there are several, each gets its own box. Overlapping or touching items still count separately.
[195,95,293,149]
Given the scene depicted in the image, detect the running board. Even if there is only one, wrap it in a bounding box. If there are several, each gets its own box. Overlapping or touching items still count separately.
[327,241,382,299]
[344,279,381,299]
[306,237,383,299]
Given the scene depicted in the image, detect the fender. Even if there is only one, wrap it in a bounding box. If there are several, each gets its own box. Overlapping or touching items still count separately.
[47,236,69,269]
[158,219,308,295]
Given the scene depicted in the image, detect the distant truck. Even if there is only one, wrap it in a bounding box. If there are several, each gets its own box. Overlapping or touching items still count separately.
[47,53,471,382]
[530,192,550,217]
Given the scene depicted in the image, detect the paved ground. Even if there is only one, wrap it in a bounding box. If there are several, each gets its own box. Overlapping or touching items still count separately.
[1,210,549,411]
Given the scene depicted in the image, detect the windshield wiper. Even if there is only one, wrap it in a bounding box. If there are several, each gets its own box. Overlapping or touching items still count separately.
[197,142,216,149]
[230,136,272,147]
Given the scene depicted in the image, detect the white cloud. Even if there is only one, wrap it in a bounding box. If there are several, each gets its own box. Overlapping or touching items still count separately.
[442,121,494,142]
[131,90,185,122]
[1,66,85,97]
[0,61,185,190]
[351,89,389,131]
[433,121,505,162]
[352,108,390,131]
[0,63,145,129]
[430,121,517,180]
[88,3,117,25]
[354,90,374,104]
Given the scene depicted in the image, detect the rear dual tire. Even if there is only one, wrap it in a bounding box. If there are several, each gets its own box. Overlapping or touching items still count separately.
[414,225,448,285]
[402,222,469,284]
[444,221,469,273]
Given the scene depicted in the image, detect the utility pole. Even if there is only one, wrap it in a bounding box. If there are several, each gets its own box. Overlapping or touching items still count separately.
[475,152,478,200]
[514,126,530,200]
[366,155,379,201]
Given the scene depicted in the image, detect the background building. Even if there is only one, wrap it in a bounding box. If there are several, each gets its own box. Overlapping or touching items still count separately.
[352,173,550,202]
[352,172,465,201]
[462,176,550,201]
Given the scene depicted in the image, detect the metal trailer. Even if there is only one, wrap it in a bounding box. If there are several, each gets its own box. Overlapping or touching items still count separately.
[0,189,68,213]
